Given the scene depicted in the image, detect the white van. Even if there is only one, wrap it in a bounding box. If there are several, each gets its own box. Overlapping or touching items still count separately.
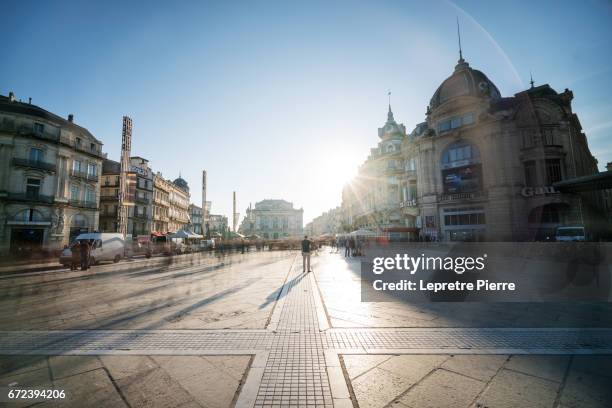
[555,226,586,242]
[60,233,125,266]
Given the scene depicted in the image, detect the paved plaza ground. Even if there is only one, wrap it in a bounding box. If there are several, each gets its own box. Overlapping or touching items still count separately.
[1,249,611,407]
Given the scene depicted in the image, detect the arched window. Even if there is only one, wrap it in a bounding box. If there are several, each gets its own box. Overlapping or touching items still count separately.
[13,209,45,222]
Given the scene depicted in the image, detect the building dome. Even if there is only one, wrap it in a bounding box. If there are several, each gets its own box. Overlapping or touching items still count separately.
[429,59,500,111]
[173,176,189,193]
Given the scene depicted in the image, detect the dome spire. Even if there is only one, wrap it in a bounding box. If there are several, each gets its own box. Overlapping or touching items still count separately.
[387,90,394,121]
[456,17,464,63]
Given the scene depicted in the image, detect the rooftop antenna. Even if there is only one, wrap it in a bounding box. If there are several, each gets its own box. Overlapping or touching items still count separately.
[456,17,463,61]
[529,71,535,88]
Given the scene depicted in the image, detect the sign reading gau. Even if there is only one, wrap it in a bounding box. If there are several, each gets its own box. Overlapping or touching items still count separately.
[521,186,559,197]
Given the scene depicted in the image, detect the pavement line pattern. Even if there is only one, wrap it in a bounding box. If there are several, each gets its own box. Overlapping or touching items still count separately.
[253,259,334,407]
[1,329,612,354]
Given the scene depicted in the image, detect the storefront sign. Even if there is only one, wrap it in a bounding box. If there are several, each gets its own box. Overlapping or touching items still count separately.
[520,186,559,197]
[400,199,417,208]
[442,164,482,194]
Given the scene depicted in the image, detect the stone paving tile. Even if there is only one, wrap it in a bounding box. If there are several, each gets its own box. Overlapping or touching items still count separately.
[351,367,413,408]
[52,368,127,408]
[0,355,47,377]
[570,355,612,378]
[504,355,570,382]
[475,368,560,408]
[377,355,447,383]
[342,354,391,379]
[114,367,197,408]
[48,355,104,379]
[558,368,612,408]
[99,355,158,380]
[441,354,508,382]
[396,368,486,408]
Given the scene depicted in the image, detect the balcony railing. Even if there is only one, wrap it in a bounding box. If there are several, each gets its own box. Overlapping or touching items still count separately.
[134,196,150,204]
[132,213,149,220]
[70,169,99,182]
[6,192,54,204]
[12,158,56,173]
[100,210,118,217]
[60,135,105,158]
[100,194,119,201]
[16,125,61,143]
[439,191,487,202]
[69,199,98,209]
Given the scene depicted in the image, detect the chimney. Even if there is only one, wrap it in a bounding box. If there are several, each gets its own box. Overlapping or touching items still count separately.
[28,97,32,104]
[68,114,74,123]
[8,92,15,102]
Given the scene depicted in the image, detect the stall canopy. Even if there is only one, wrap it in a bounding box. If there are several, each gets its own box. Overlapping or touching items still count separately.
[168,230,203,239]
[349,229,377,237]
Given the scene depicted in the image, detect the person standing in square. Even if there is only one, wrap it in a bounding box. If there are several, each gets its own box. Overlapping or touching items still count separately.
[301,235,312,273]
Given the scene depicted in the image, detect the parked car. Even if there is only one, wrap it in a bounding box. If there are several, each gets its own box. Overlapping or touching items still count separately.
[60,233,125,266]
[199,239,215,250]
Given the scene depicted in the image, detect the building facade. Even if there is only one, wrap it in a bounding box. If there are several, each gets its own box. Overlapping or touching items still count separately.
[342,54,603,242]
[240,199,303,239]
[152,173,171,233]
[0,93,104,255]
[305,206,342,237]
[168,176,190,232]
[188,203,203,235]
[100,157,153,237]
[208,214,228,235]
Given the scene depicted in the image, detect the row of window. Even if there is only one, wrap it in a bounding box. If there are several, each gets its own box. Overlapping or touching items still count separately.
[444,212,486,226]
[34,122,98,151]
[522,128,559,148]
[70,183,96,202]
[24,177,96,203]
[437,113,475,133]
[28,147,98,177]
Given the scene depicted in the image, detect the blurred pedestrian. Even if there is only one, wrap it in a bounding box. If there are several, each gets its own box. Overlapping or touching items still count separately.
[348,237,356,257]
[80,240,91,270]
[71,241,80,271]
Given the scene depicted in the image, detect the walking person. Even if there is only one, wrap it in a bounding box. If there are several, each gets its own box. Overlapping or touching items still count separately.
[70,241,80,271]
[348,237,356,257]
[344,237,350,257]
[301,235,312,273]
[80,240,91,270]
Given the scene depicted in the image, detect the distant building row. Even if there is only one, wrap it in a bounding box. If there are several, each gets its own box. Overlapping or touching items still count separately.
[0,92,225,255]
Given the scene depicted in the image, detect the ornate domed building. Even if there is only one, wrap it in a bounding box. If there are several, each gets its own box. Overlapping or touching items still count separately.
[173,175,189,193]
[409,54,601,241]
[343,52,604,242]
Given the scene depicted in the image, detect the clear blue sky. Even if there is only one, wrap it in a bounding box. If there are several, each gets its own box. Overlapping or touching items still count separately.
[3,0,612,223]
